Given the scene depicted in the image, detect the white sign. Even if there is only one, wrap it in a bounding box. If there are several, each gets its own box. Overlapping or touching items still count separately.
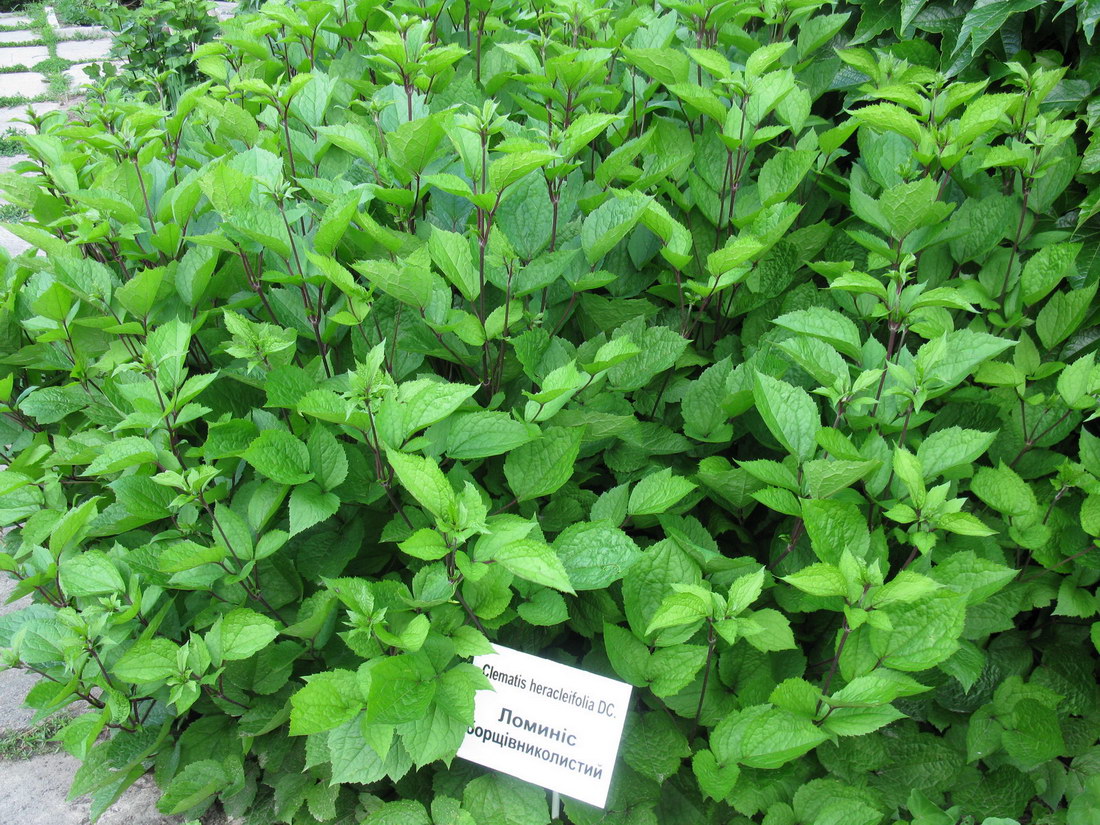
[456,644,632,808]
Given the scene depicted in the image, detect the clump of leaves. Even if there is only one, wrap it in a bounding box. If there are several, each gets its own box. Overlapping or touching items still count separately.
[0,0,1098,824]
[91,0,220,101]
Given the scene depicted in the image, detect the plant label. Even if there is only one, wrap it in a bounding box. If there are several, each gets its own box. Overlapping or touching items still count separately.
[456,644,633,808]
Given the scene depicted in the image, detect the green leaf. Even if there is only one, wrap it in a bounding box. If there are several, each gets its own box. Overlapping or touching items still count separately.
[951,0,1045,72]
[428,226,478,302]
[208,608,279,661]
[463,774,549,825]
[1021,242,1080,306]
[772,307,862,359]
[560,113,619,158]
[820,704,906,737]
[84,437,157,476]
[727,568,766,615]
[801,499,869,563]
[782,563,846,597]
[503,426,582,502]
[623,540,700,637]
[1002,698,1064,767]
[917,330,1015,393]
[871,592,965,671]
[49,498,99,558]
[158,540,226,573]
[607,325,688,391]
[433,412,538,460]
[628,468,697,516]
[553,521,642,589]
[893,447,926,504]
[581,192,650,264]
[711,705,828,769]
[158,759,231,815]
[114,638,180,683]
[621,47,691,85]
[387,114,445,174]
[916,427,997,480]
[802,459,880,499]
[489,151,554,192]
[242,430,313,485]
[307,426,348,492]
[366,655,436,725]
[759,149,817,207]
[1082,495,1100,537]
[931,551,1016,605]
[852,102,923,145]
[518,588,569,625]
[682,358,735,442]
[290,669,361,735]
[1058,352,1097,409]
[398,529,449,561]
[314,190,360,256]
[290,482,341,535]
[693,749,741,802]
[827,670,930,706]
[753,372,820,462]
[1036,284,1098,350]
[492,538,575,594]
[60,551,125,597]
[879,178,951,237]
[869,571,941,607]
[364,801,432,825]
[970,462,1036,518]
[378,380,479,445]
[624,712,691,782]
[386,450,456,521]
[740,608,797,651]
[646,589,711,634]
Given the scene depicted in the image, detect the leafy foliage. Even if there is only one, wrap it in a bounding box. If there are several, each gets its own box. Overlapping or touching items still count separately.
[0,0,1098,823]
[91,0,223,101]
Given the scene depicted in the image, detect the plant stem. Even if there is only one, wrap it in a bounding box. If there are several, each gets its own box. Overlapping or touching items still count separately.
[690,619,716,739]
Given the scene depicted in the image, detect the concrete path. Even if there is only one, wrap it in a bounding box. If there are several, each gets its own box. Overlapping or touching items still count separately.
[0,6,241,823]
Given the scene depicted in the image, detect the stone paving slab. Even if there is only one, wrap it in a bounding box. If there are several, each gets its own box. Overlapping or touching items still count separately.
[0,753,188,825]
[0,575,40,729]
[0,14,33,26]
[0,44,49,69]
[2,71,49,98]
[56,39,112,62]
[55,26,110,40]
[0,30,42,45]
[0,664,40,728]
[0,155,31,175]
[64,62,98,86]
[0,101,64,133]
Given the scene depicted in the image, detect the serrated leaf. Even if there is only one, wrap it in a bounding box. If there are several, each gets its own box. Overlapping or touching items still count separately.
[242,430,313,485]
[114,638,179,683]
[492,538,575,594]
[782,563,846,597]
[290,670,361,735]
[503,426,582,502]
[553,521,641,589]
[290,482,340,535]
[712,705,828,769]
[753,372,820,462]
[628,468,697,516]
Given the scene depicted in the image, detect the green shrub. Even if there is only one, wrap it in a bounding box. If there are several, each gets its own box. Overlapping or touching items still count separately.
[93,0,221,101]
[0,1,1098,824]
[53,0,109,26]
